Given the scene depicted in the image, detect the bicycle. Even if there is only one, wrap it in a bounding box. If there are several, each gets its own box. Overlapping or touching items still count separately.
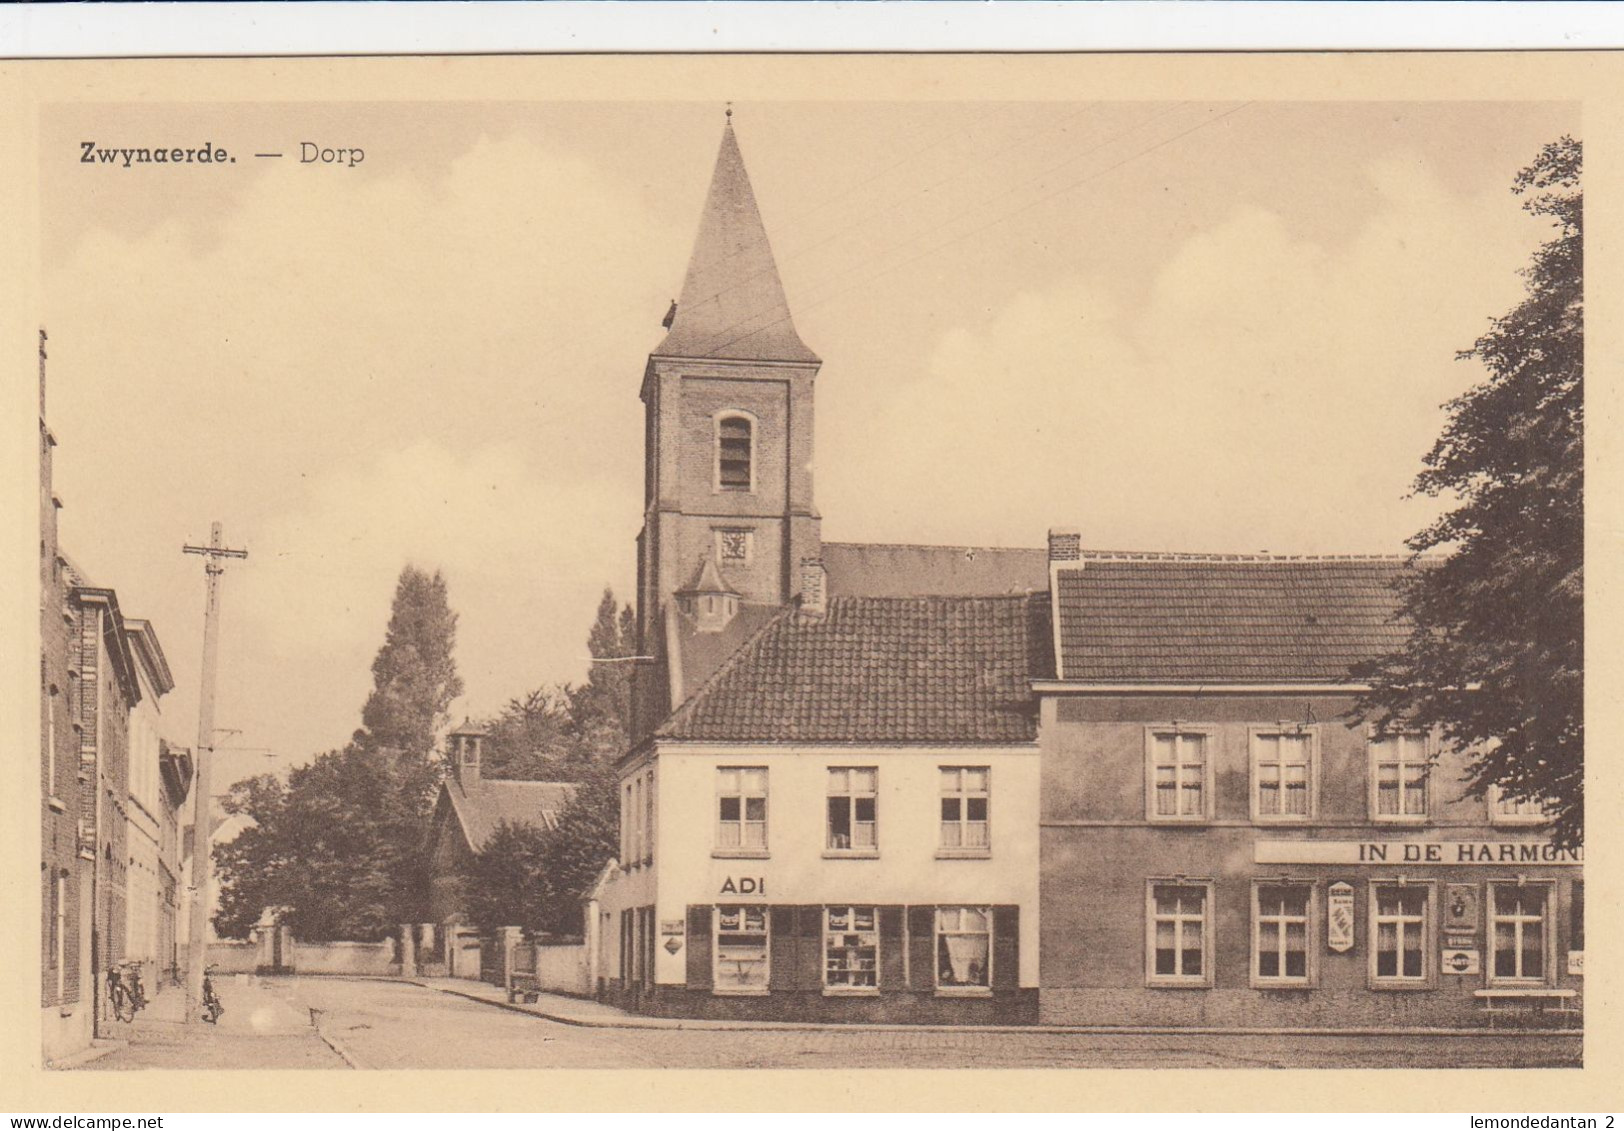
[201,966,225,1025]
[106,963,140,1023]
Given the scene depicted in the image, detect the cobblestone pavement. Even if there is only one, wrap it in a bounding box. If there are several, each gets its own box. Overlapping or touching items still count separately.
[71,977,1575,1071]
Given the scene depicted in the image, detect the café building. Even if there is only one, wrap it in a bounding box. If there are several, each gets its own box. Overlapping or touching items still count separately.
[1035,531,1582,1028]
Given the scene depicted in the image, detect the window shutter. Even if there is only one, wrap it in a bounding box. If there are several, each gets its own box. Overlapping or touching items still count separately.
[769,906,800,992]
[686,905,711,990]
[794,906,822,990]
[879,906,906,990]
[908,905,935,989]
[993,905,1020,990]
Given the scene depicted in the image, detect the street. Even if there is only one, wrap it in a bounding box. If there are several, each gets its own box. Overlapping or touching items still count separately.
[77,976,1582,1071]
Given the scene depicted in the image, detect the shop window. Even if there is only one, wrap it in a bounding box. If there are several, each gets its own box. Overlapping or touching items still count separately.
[714,905,769,994]
[1370,882,1433,986]
[939,767,990,853]
[1489,882,1554,985]
[824,906,879,991]
[1251,728,1316,821]
[1253,883,1314,986]
[716,414,754,492]
[1147,882,1212,987]
[716,767,768,853]
[827,767,878,852]
[1370,732,1429,821]
[936,907,991,991]
[1147,728,1211,821]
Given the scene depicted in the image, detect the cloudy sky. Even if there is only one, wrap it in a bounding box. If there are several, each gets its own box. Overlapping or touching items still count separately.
[39,99,1574,783]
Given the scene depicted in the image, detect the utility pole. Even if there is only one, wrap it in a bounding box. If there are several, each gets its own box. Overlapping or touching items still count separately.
[183,522,248,1023]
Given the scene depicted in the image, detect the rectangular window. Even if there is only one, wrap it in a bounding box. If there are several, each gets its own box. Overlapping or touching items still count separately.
[1491,787,1546,824]
[717,417,753,491]
[1252,729,1316,820]
[643,770,655,863]
[1147,882,1212,987]
[621,780,633,863]
[46,687,58,799]
[935,907,991,990]
[824,906,879,991]
[939,767,990,851]
[714,905,769,994]
[1253,883,1313,986]
[1489,882,1553,984]
[716,767,768,852]
[827,767,878,852]
[1371,883,1432,986]
[1147,729,1210,821]
[1371,732,1429,820]
[1571,881,1584,953]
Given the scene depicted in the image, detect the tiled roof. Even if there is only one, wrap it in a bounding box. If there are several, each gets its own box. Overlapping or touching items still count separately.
[1053,554,1415,683]
[446,777,578,851]
[658,594,1050,744]
[823,542,1047,598]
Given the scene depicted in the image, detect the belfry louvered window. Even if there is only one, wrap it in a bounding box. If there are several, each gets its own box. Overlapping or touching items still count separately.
[717,415,753,491]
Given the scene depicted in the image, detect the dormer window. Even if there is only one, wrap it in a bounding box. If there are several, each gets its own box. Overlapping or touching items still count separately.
[717,414,753,491]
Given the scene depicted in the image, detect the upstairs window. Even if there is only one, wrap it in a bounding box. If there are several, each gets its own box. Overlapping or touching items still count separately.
[1148,728,1211,821]
[1252,728,1316,821]
[717,414,753,492]
[716,767,768,852]
[939,767,990,852]
[1371,732,1429,820]
[827,767,878,852]
[1490,786,1547,825]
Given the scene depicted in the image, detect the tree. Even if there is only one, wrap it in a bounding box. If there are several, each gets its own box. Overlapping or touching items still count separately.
[1354,136,1582,847]
[359,566,464,759]
[213,565,466,939]
[463,820,555,936]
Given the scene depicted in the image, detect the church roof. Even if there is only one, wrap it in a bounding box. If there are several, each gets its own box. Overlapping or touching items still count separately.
[1052,553,1415,683]
[653,121,820,365]
[823,541,1047,598]
[658,594,1050,745]
[441,776,578,853]
[677,554,739,597]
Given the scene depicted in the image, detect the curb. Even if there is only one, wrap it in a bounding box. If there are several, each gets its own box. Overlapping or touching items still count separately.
[407,980,1584,1039]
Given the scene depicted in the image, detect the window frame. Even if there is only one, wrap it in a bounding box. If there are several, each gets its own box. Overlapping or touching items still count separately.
[1251,880,1319,989]
[1367,729,1431,824]
[714,766,769,858]
[937,766,992,858]
[1487,880,1557,987]
[713,411,757,494]
[1368,879,1438,990]
[1488,785,1548,827]
[825,766,880,857]
[1144,725,1216,824]
[1145,879,1216,989]
[823,905,881,995]
[934,906,993,995]
[1248,725,1319,823]
[713,904,771,996]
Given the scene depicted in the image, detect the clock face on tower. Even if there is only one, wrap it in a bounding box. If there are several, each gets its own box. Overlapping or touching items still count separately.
[718,529,752,564]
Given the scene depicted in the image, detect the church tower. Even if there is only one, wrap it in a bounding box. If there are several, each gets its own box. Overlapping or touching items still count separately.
[636,115,822,651]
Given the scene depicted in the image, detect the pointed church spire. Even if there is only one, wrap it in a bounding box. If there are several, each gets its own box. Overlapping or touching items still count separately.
[655,115,819,364]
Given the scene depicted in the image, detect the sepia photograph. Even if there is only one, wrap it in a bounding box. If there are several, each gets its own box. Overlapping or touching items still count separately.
[6,45,1609,1113]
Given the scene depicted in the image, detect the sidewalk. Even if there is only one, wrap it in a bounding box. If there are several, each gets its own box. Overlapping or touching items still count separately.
[410,976,1578,1037]
[66,975,349,1070]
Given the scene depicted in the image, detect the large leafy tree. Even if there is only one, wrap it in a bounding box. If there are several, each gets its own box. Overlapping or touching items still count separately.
[1355,136,1583,847]
[214,565,466,938]
[462,769,619,937]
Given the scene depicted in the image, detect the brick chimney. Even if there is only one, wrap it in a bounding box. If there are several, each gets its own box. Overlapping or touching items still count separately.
[449,719,485,791]
[1048,527,1082,563]
[798,557,828,619]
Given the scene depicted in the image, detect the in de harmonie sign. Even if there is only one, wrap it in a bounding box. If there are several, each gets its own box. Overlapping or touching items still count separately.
[1253,841,1583,866]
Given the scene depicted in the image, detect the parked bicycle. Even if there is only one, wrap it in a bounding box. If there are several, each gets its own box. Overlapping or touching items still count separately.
[201,965,225,1025]
[106,962,145,1023]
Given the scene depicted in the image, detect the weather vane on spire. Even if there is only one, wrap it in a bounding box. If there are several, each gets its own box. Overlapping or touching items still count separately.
[725,102,733,122]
